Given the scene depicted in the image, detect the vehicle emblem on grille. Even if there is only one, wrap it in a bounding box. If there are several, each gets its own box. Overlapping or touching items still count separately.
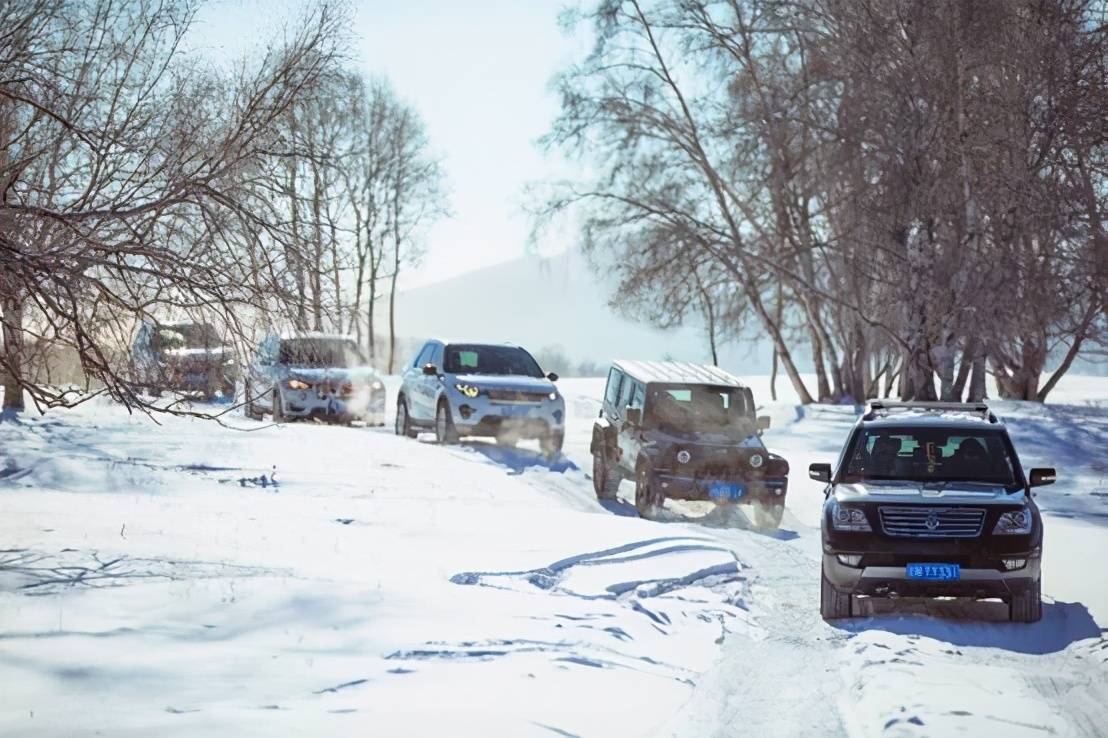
[676,450,691,464]
[924,511,940,530]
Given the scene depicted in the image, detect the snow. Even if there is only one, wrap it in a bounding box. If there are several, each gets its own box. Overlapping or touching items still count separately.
[1,375,1106,736]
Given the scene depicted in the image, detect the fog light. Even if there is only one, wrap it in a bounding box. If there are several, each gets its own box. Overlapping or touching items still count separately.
[458,404,474,419]
[1001,558,1026,571]
[837,554,862,567]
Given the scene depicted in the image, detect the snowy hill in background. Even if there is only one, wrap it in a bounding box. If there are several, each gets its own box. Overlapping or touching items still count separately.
[391,250,777,373]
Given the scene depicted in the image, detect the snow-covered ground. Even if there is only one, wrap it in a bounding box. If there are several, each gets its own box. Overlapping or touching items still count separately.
[1,375,1106,737]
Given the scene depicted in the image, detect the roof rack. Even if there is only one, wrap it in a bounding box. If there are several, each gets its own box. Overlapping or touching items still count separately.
[864,400,998,423]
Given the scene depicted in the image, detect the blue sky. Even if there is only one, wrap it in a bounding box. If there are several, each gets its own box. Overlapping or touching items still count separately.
[194,0,586,287]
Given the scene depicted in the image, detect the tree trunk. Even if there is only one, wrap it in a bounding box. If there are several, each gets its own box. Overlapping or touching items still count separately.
[1,293,26,413]
[967,348,987,402]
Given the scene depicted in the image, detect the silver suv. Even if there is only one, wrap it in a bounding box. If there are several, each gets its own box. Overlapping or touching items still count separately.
[395,340,565,455]
[244,332,386,425]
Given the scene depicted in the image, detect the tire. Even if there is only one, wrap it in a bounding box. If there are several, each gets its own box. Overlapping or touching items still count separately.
[753,501,785,530]
[244,380,264,420]
[272,389,286,424]
[820,565,854,620]
[435,401,459,444]
[540,430,564,458]
[1009,577,1042,623]
[634,463,663,518]
[592,454,621,500]
[395,397,417,438]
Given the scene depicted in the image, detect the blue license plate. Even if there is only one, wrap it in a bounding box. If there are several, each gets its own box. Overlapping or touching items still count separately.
[906,563,960,581]
[708,482,745,500]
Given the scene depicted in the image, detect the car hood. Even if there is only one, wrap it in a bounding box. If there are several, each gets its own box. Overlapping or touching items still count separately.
[834,481,1026,506]
[163,347,233,368]
[642,427,765,449]
[451,374,555,392]
[285,367,382,385]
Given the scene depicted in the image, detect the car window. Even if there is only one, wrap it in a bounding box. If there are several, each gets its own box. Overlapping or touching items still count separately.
[630,382,645,409]
[414,343,433,368]
[843,426,1018,487]
[605,369,624,406]
[618,376,636,408]
[442,344,543,377]
[279,338,363,368]
[645,384,756,440]
[430,343,444,368]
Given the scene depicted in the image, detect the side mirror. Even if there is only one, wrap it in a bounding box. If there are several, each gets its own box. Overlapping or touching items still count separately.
[757,415,771,433]
[546,372,559,382]
[1028,467,1056,488]
[422,363,439,376]
[808,462,832,483]
[624,406,642,427]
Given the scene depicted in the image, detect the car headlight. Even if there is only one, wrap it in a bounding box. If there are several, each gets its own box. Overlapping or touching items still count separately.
[830,501,872,532]
[548,392,558,401]
[749,453,764,468]
[993,508,1032,535]
[287,379,311,390]
[454,383,480,398]
[371,380,384,391]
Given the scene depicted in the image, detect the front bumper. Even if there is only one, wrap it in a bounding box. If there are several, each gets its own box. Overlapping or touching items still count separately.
[450,392,564,439]
[822,552,1040,599]
[651,469,788,504]
[280,388,386,424]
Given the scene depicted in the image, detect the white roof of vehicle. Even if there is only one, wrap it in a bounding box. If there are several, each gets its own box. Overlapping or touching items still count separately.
[612,360,746,387]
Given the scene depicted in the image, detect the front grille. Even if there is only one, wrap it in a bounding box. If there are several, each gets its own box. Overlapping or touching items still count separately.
[879,506,986,538]
[315,382,354,397]
[487,390,546,404]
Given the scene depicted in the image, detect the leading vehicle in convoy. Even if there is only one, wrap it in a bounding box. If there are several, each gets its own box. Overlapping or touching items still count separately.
[590,361,788,527]
[395,340,565,455]
[813,400,1053,622]
[132,320,237,400]
[244,332,386,425]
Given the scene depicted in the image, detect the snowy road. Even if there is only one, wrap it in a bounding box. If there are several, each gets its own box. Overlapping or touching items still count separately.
[1,377,1106,737]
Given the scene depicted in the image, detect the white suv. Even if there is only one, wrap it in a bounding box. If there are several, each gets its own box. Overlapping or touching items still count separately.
[395,340,565,455]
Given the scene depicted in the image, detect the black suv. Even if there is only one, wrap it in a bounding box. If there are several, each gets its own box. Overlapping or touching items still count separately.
[590,360,789,527]
[812,401,1054,623]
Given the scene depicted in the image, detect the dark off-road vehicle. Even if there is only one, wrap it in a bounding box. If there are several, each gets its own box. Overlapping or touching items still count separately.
[813,401,1053,623]
[590,361,789,528]
[132,320,237,400]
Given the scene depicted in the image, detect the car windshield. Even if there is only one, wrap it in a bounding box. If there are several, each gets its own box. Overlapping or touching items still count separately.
[645,384,756,440]
[157,323,221,349]
[279,338,364,368]
[842,426,1019,487]
[443,344,543,377]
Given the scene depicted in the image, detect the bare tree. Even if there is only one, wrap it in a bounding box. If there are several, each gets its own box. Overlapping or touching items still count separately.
[0,0,346,414]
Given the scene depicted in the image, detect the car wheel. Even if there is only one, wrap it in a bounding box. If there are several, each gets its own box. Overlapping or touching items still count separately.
[435,401,459,444]
[244,380,263,420]
[634,463,662,518]
[1009,577,1042,623]
[272,390,286,423]
[820,564,854,620]
[540,430,563,458]
[395,397,417,439]
[592,453,621,501]
[753,501,785,530]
